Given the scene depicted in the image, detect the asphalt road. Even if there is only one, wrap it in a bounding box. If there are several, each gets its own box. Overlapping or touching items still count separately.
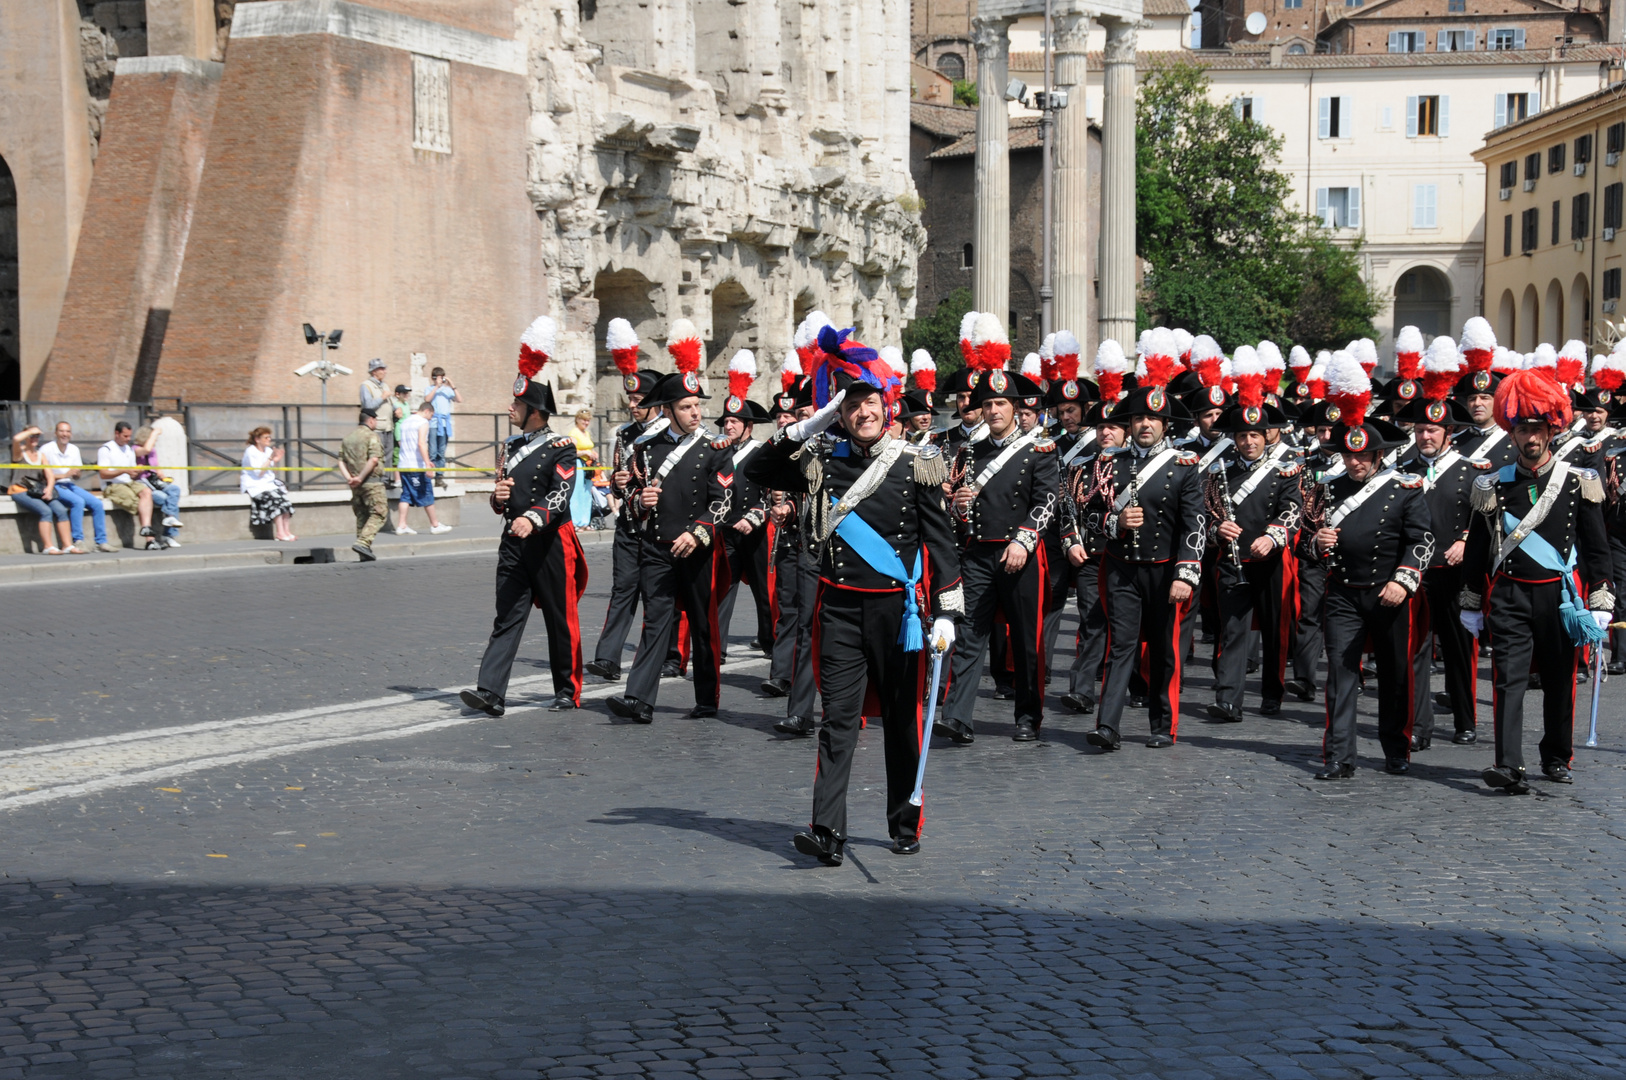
[2,548,1626,1079]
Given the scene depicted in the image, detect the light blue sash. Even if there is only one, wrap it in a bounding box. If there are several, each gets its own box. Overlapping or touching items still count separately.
[1502,510,1605,645]
[832,500,925,652]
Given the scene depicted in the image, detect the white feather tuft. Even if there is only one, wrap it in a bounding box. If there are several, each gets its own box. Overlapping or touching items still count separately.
[668,317,699,343]
[881,345,907,377]
[1039,334,1056,361]
[1256,340,1284,372]
[1423,335,1459,372]
[959,310,981,343]
[1395,325,1424,355]
[728,349,757,376]
[1171,327,1194,356]
[520,315,557,357]
[1460,316,1497,352]
[605,317,639,352]
[1230,345,1265,377]
[1350,338,1378,368]
[1560,339,1589,363]
[1529,343,1558,370]
[1190,335,1224,366]
[1094,339,1129,374]
[1021,352,1042,378]
[1288,345,1312,371]
[971,311,1008,347]
[910,349,935,373]
[1324,349,1370,398]
[783,349,801,376]
[1054,330,1080,356]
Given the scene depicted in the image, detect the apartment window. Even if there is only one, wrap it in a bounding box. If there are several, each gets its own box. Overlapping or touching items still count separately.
[1495,92,1534,129]
[1438,29,1474,51]
[1316,186,1362,229]
[1233,96,1261,123]
[1524,152,1541,181]
[1549,143,1567,174]
[1608,268,1623,301]
[1344,0,1362,7]
[962,242,973,269]
[1499,161,1517,190]
[1414,184,1439,228]
[1573,193,1591,240]
[1283,0,1302,7]
[935,53,965,81]
[1521,207,1539,251]
[1448,0,1465,9]
[1609,122,1626,157]
[1490,27,1525,50]
[1504,214,1514,256]
[1318,96,1352,139]
[1388,31,1425,52]
[1552,200,1561,245]
[1576,134,1593,165]
[1407,95,1447,137]
[1605,183,1623,230]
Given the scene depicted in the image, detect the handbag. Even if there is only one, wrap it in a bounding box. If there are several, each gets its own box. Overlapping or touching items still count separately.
[7,476,44,499]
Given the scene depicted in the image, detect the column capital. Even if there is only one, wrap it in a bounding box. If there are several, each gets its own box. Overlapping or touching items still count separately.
[971,14,1015,54]
[1052,11,1092,53]
[1101,17,1140,64]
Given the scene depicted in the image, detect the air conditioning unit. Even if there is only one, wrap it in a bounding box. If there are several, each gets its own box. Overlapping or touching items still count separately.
[1610,151,1621,166]
[1499,187,1513,200]
[1523,178,1537,191]
[1576,162,1589,176]
[1607,227,1617,241]
[1606,299,1619,313]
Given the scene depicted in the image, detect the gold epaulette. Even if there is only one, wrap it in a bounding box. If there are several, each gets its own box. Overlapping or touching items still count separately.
[1471,472,1499,513]
[911,442,948,486]
[1578,467,1605,503]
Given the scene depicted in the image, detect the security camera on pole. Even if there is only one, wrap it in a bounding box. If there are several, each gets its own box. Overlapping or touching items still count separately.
[295,323,350,406]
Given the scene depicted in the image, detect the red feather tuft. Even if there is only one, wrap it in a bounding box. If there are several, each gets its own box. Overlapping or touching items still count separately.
[1329,390,1370,431]
[518,344,547,380]
[1140,355,1179,389]
[611,347,640,376]
[1191,356,1223,389]
[1308,377,1326,400]
[1421,369,1458,401]
[668,338,702,374]
[729,371,753,399]
[1396,351,1422,381]
[1493,368,1572,432]
[915,368,937,392]
[1463,347,1493,373]
[1054,355,1078,381]
[958,339,976,366]
[1595,367,1626,392]
[974,341,1011,371]
[1098,371,1124,402]
[1237,375,1265,410]
[1557,356,1585,387]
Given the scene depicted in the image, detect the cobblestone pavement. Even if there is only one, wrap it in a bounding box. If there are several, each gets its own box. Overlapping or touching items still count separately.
[3,551,1626,1078]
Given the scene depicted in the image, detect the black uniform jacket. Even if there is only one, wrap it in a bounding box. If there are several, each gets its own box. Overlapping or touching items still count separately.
[949,429,1061,552]
[1302,470,1434,592]
[747,431,965,620]
[633,425,733,547]
[1080,441,1207,582]
[1202,450,1304,562]
[1396,448,1492,568]
[1059,445,1109,558]
[722,439,769,529]
[1460,455,1614,610]
[1457,425,1517,469]
[494,429,579,532]
[608,417,649,528]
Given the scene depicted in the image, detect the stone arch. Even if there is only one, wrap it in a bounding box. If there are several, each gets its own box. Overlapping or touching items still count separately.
[592,267,663,413]
[1570,273,1591,345]
[0,155,17,401]
[1543,278,1565,346]
[1520,284,1540,351]
[1392,264,1452,339]
[793,288,820,332]
[708,278,760,395]
[1497,289,1517,348]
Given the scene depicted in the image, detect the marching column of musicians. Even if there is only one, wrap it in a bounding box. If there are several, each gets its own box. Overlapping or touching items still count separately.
[472,312,1624,864]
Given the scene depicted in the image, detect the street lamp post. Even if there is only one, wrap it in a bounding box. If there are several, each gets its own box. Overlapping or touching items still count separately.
[1039,0,1055,340]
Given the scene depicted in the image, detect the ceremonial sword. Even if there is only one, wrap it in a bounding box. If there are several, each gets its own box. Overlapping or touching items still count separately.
[909,632,951,807]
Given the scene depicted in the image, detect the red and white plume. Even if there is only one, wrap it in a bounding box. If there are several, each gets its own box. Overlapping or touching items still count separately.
[727,349,757,399]
[1052,331,1081,381]
[1460,317,1497,372]
[781,348,801,391]
[1558,339,1588,387]
[1189,334,1225,388]
[1021,352,1042,380]
[958,310,981,367]
[880,346,908,385]
[910,348,937,392]
[1221,355,1235,395]
[1528,342,1559,383]
[1171,327,1195,364]
[794,311,832,371]
[1592,350,1626,393]
[666,318,702,374]
[1307,352,1330,400]
[1232,345,1268,409]
[1257,340,1286,389]
[606,317,641,375]
[970,312,1011,371]
[1039,334,1057,382]
[1394,325,1424,382]
[1421,335,1462,402]
[1289,344,1312,380]
[519,315,557,379]
[1350,338,1378,377]
[1094,339,1130,401]
[1136,326,1181,388]
[1491,346,1522,375]
[1325,349,1372,429]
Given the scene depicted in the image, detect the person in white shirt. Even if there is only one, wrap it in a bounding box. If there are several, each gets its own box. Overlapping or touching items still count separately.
[39,422,114,551]
[98,422,158,548]
[394,401,451,534]
[241,426,297,541]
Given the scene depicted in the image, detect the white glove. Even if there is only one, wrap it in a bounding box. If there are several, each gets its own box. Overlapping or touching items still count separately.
[785,391,845,442]
[1459,610,1484,638]
[1593,610,1613,630]
[931,617,956,653]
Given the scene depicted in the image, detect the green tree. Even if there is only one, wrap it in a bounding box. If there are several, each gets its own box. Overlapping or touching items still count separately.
[902,286,972,375]
[953,80,979,107]
[1136,62,1378,351]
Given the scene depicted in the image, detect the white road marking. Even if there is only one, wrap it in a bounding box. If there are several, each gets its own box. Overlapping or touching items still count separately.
[0,658,771,811]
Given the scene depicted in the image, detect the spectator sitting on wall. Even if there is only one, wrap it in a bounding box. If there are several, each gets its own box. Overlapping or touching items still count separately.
[7,425,76,555]
[242,426,297,542]
[133,424,182,547]
[99,421,161,550]
[339,408,387,562]
[394,401,452,536]
[40,422,115,552]
[425,366,461,482]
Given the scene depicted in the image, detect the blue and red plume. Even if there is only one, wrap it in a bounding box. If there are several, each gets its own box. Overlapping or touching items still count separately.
[810,325,899,408]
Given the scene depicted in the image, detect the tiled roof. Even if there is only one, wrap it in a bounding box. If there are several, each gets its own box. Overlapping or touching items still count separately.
[1144,0,1195,15]
[911,101,979,138]
[1124,44,1620,68]
[927,117,1042,159]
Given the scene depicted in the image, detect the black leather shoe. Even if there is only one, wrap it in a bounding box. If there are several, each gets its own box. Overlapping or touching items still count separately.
[1453,728,1477,745]
[1314,762,1355,780]
[1060,692,1089,713]
[1433,692,1452,711]
[1145,734,1174,748]
[1529,672,1544,690]
[760,678,791,697]
[606,695,654,724]
[890,834,920,856]
[1409,734,1431,752]
[774,714,815,736]
[1206,702,1242,723]
[1360,658,1377,677]
[458,688,505,717]
[1246,658,1260,674]
[993,684,1015,700]
[1385,757,1410,775]
[1012,717,1039,742]
[1577,667,1590,685]
[1482,765,1530,794]
[1259,699,1281,717]
[1085,727,1121,751]
[688,705,718,719]
[1284,678,1316,702]
[585,659,621,680]
[932,718,975,745]
[1127,694,1148,709]
[1541,761,1574,783]
[792,826,845,866]
[660,661,682,679]
[547,692,578,711]
[1610,660,1626,676]
[748,638,765,652]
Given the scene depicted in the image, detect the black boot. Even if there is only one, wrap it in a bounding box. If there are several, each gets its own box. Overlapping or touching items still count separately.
[791,825,845,866]
[774,714,815,736]
[458,688,505,717]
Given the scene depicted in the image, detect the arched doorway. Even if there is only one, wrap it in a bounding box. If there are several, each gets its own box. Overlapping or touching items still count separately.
[592,267,662,417]
[707,279,758,394]
[1497,289,1517,347]
[1520,285,1540,351]
[1543,279,1565,346]
[1393,265,1451,339]
[0,156,18,401]
[1570,273,1591,345]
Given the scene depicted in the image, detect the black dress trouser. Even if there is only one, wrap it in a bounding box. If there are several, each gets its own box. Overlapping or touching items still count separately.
[1411,565,1479,739]
[812,586,924,842]
[1292,560,1329,686]
[769,540,819,721]
[477,527,584,703]
[1488,577,1577,772]
[1321,582,1413,766]
[593,522,642,666]
[1066,558,1110,701]
[1098,556,1189,739]
[945,543,1046,729]
[716,527,773,655]
[624,539,719,709]
[1212,556,1287,709]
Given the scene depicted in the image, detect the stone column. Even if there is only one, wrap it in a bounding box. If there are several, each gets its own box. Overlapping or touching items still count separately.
[972,15,1013,325]
[1098,17,1138,353]
[1051,11,1092,348]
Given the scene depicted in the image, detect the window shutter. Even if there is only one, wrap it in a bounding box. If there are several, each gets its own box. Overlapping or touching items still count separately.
[1341,96,1353,137]
[1388,30,1401,52]
[1251,96,1264,126]
[1530,89,1540,114]
[1233,96,1244,119]
[1407,96,1419,137]
[1494,93,1506,129]
[1437,30,1448,51]
[1319,97,1331,138]
[1424,185,1438,227]
[1439,95,1450,137]
[1348,185,1361,228]
[1317,187,1330,227]
[1465,29,1475,50]
[1513,28,1525,49]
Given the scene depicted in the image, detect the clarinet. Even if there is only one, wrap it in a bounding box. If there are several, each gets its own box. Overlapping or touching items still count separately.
[1126,453,1143,556]
[1215,459,1243,567]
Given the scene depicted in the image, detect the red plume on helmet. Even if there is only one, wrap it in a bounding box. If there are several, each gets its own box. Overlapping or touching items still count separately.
[1135,327,1180,388]
[1557,340,1588,387]
[519,315,557,379]
[727,349,757,399]
[1394,325,1424,381]
[1307,353,1329,401]
[606,318,640,376]
[666,318,702,374]
[1231,345,1267,409]
[1420,335,1461,402]
[1460,317,1496,372]
[970,313,1011,371]
[1039,334,1057,383]
[957,310,979,367]
[1051,331,1080,381]
[1592,350,1626,393]
[910,349,937,392]
[1493,368,1572,432]
[1189,334,1224,389]
[1094,339,1129,401]
[781,348,801,391]
[1325,350,1371,429]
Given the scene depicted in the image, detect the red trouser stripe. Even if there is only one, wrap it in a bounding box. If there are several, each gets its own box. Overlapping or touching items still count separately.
[560,522,588,704]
